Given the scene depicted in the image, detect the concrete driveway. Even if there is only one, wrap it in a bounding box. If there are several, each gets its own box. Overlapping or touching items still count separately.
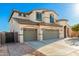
[27,38,79,56]
[1,38,79,56]
[27,39,60,49]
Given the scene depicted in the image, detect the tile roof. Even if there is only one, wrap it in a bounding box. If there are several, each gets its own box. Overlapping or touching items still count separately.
[58,19,68,22]
[9,9,59,22]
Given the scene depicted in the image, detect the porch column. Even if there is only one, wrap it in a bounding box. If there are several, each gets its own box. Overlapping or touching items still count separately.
[37,29,43,41]
[18,28,24,43]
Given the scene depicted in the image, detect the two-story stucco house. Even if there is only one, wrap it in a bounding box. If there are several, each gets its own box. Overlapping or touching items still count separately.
[9,9,71,43]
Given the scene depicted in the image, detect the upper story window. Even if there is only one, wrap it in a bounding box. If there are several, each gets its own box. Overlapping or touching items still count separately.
[18,13,22,16]
[23,13,26,17]
[50,14,54,23]
[18,13,26,17]
[36,12,42,21]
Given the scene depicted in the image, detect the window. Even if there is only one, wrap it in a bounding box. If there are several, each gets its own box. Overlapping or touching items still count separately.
[36,12,42,21]
[23,13,26,17]
[19,13,22,16]
[50,15,54,23]
[18,13,26,17]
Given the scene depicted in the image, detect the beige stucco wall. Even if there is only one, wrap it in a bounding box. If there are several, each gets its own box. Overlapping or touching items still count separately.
[29,11,36,22]
[9,18,20,32]
[43,11,58,23]
[9,18,14,32]
[29,10,58,23]
[9,10,65,43]
[10,19,64,43]
[37,28,43,41]
[58,20,71,37]
[58,21,68,26]
[29,10,44,22]
[9,18,24,43]
[43,11,50,23]
[59,27,64,38]
[12,10,58,24]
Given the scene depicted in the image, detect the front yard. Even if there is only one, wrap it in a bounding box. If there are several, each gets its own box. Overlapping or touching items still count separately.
[0,38,79,56]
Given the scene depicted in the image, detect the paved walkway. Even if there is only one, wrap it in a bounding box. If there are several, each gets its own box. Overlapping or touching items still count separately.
[0,45,9,56]
[7,43,35,56]
[0,43,44,56]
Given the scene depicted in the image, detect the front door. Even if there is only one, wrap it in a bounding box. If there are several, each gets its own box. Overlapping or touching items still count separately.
[64,26,67,38]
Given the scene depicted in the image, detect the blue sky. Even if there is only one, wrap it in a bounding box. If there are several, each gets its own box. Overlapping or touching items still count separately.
[0,3,79,32]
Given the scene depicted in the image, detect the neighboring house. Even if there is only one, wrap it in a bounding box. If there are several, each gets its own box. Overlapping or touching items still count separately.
[9,9,71,43]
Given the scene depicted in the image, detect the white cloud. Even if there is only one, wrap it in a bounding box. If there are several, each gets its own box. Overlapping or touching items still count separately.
[74,4,79,15]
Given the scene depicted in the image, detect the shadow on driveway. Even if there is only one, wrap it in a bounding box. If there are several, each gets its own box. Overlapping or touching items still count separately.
[0,39,65,56]
[27,39,62,49]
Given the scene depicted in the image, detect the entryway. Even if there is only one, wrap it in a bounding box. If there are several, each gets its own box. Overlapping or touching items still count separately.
[64,26,67,38]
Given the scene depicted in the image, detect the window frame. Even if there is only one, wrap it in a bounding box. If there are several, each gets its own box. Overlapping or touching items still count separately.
[50,14,54,23]
[23,13,26,17]
[18,13,22,16]
[36,12,42,21]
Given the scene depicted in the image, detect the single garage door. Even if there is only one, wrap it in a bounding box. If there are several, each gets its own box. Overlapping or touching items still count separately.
[23,29,37,42]
[43,29,59,40]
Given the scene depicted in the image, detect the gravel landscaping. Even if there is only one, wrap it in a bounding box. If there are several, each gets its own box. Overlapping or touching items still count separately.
[65,38,79,46]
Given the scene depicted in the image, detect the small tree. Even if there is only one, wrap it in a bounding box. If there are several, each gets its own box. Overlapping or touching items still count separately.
[72,24,79,32]
[72,24,79,37]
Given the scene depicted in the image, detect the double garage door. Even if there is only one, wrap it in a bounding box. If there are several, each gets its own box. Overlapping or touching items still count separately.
[43,29,59,40]
[23,29,59,42]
